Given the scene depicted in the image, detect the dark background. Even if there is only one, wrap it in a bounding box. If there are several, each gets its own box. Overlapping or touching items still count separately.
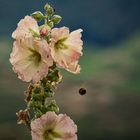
[0,0,140,140]
[1,0,140,45]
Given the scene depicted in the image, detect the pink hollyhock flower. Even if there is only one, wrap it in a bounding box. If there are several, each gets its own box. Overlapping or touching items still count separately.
[31,112,77,140]
[12,16,39,39]
[50,27,83,74]
[9,38,53,83]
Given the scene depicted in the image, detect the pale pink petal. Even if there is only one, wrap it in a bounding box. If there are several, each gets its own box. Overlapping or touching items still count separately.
[53,51,81,74]
[12,16,39,39]
[31,132,43,140]
[64,29,83,53]
[66,61,81,74]
[51,27,69,42]
[55,114,77,136]
[31,112,57,132]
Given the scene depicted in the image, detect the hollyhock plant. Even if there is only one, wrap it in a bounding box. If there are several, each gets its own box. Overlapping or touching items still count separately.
[9,3,84,140]
[50,27,83,74]
[31,112,77,140]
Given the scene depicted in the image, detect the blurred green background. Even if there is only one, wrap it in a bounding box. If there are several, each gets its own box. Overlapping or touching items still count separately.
[0,0,140,140]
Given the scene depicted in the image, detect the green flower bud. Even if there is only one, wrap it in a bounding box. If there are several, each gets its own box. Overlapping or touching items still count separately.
[46,100,59,113]
[44,4,54,15]
[47,69,62,84]
[27,101,34,108]
[52,15,62,24]
[35,109,43,118]
[44,90,55,97]
[44,3,51,11]
[32,84,42,94]
[33,101,42,109]
[48,21,54,28]
[32,93,43,101]
[31,11,44,21]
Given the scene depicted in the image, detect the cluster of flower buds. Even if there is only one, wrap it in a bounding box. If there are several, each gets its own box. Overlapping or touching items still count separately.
[10,3,83,140]
[32,4,62,25]
[24,65,61,119]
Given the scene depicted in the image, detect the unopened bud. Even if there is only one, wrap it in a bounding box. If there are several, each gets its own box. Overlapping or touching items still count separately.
[46,100,59,113]
[44,3,51,11]
[44,3,54,15]
[31,11,44,21]
[32,84,42,94]
[48,21,54,28]
[48,70,62,83]
[44,90,55,97]
[40,27,49,37]
[52,15,62,24]
[32,93,43,101]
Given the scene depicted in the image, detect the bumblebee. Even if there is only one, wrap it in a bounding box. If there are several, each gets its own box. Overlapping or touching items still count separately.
[79,88,87,95]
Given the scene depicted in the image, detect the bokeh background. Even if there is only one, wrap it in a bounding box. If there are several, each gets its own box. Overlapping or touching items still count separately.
[0,0,140,139]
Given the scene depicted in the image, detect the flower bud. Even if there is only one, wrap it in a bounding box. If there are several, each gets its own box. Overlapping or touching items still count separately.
[31,11,44,21]
[44,3,51,11]
[46,100,59,113]
[44,3,54,15]
[32,84,42,94]
[48,21,54,28]
[34,109,43,118]
[52,15,62,24]
[33,101,42,109]
[44,90,54,97]
[32,93,43,101]
[40,27,49,37]
[28,101,34,108]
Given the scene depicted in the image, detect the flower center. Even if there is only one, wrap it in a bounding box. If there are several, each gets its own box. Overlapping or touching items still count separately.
[28,49,41,66]
[43,129,62,140]
[55,38,68,50]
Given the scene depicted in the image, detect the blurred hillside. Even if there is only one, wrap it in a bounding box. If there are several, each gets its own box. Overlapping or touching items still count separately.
[0,0,140,45]
[0,31,140,139]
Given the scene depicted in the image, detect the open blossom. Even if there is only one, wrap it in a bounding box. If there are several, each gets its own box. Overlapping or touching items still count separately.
[10,15,53,82]
[50,27,83,74]
[10,38,53,82]
[12,16,39,39]
[31,112,77,140]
